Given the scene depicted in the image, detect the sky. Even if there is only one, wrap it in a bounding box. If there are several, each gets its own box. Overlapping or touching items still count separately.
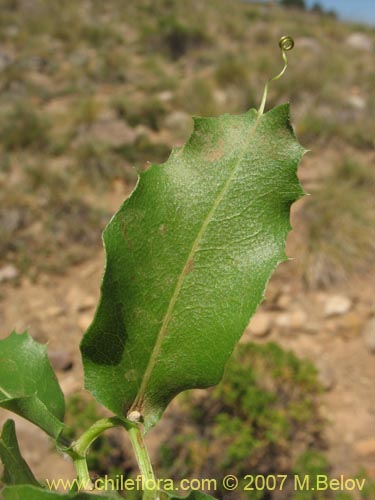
[304,0,375,25]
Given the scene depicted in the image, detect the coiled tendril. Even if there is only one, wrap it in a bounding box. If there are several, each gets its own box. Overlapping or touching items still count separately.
[258,36,295,116]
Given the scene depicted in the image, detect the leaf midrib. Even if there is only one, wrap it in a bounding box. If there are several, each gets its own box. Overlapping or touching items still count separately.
[130,111,263,416]
[0,385,13,399]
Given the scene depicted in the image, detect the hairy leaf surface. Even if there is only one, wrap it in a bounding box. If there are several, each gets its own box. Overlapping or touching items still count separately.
[81,104,305,430]
[0,420,39,487]
[0,332,65,439]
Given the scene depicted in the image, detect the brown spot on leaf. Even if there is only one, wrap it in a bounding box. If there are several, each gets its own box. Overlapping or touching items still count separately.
[186,258,194,274]
[159,224,167,234]
[207,138,224,162]
[120,216,132,249]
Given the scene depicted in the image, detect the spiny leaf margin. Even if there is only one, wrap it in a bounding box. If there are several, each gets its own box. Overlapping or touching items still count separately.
[81,104,306,431]
[0,331,65,439]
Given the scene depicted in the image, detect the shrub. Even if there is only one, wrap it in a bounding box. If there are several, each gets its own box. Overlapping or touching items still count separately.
[157,342,324,499]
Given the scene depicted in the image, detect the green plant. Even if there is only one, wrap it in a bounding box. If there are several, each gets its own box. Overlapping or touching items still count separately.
[0,38,307,500]
[157,342,324,499]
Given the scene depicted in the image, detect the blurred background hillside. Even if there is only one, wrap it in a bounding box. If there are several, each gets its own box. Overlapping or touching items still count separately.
[0,0,373,282]
[0,0,374,499]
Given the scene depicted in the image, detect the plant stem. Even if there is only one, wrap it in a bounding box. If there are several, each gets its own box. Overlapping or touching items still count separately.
[70,417,123,491]
[127,423,159,500]
[70,416,158,499]
[73,417,123,457]
[72,454,93,491]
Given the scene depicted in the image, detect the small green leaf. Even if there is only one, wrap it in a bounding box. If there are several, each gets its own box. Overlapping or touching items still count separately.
[0,332,65,439]
[0,420,39,487]
[2,484,120,499]
[81,104,305,430]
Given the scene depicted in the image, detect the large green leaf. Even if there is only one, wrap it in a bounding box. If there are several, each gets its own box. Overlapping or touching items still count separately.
[0,332,65,439]
[81,104,305,430]
[2,485,119,499]
[0,420,39,487]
